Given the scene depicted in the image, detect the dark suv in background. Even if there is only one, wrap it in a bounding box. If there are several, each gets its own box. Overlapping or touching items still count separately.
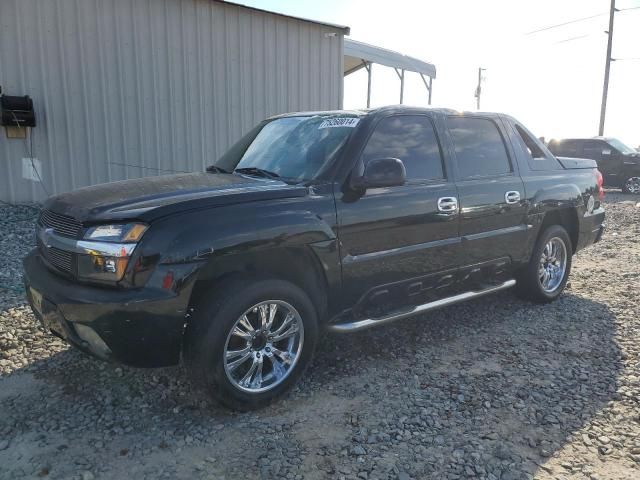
[548,137,640,194]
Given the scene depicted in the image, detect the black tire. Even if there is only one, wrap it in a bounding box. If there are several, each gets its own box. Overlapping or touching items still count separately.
[516,225,572,304]
[184,276,318,411]
[622,176,640,194]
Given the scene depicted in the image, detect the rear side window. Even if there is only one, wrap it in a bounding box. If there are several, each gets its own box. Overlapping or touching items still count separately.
[549,140,580,157]
[361,115,444,181]
[513,124,562,171]
[446,117,512,178]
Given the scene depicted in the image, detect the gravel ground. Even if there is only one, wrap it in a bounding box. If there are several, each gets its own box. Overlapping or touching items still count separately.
[1,193,639,480]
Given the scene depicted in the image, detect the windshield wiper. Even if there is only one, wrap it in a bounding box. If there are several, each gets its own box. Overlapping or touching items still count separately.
[205,165,230,174]
[233,167,281,179]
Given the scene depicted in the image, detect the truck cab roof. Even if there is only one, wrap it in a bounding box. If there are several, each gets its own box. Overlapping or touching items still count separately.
[268,105,502,120]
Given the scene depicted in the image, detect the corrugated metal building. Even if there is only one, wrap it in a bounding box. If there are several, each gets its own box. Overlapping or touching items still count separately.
[0,0,348,203]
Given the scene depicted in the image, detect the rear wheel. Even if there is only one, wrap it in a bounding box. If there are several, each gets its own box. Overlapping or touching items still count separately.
[622,176,640,194]
[184,277,318,410]
[516,225,572,303]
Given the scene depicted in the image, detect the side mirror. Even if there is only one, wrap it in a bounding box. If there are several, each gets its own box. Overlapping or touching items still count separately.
[352,158,406,189]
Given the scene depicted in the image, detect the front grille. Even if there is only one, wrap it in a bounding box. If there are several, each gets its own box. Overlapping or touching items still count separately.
[37,237,76,276]
[39,209,82,238]
[46,247,74,273]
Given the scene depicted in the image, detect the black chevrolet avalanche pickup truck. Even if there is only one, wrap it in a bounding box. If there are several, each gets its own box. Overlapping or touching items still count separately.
[24,106,606,409]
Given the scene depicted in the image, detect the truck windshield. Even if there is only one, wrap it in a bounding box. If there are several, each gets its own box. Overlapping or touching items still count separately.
[214,116,359,182]
[606,138,635,154]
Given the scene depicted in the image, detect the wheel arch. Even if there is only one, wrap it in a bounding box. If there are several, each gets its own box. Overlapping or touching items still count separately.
[187,246,330,327]
[538,208,579,253]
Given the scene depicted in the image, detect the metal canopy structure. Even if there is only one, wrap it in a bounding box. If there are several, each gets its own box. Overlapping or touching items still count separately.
[344,38,436,107]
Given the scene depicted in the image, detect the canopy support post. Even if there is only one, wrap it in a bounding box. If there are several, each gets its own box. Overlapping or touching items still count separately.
[364,61,372,108]
[420,74,433,105]
[394,68,405,104]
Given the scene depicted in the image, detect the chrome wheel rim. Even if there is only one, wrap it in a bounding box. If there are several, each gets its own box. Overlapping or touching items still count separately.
[538,237,567,293]
[625,177,640,194]
[223,300,304,393]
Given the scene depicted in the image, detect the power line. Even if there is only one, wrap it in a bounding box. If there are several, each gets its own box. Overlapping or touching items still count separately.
[9,110,50,197]
[525,4,640,36]
[554,34,591,44]
[525,12,606,35]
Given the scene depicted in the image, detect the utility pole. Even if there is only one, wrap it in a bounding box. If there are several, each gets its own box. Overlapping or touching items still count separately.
[475,67,485,110]
[599,0,616,136]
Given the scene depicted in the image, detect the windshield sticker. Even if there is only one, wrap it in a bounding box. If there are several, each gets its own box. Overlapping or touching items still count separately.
[318,118,360,129]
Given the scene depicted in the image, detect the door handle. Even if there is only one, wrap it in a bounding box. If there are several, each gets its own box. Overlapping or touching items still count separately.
[504,191,521,204]
[437,196,458,213]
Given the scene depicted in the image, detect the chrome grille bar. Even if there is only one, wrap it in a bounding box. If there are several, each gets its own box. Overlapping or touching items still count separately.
[39,209,82,238]
[46,247,74,272]
[37,227,137,257]
[37,236,75,275]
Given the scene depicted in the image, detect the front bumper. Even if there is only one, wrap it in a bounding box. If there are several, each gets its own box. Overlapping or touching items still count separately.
[23,250,193,367]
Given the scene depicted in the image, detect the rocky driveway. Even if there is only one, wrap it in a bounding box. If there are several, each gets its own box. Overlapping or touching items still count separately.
[1,193,639,480]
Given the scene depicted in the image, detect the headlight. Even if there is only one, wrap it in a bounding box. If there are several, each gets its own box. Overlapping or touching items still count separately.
[84,223,148,242]
[77,223,148,282]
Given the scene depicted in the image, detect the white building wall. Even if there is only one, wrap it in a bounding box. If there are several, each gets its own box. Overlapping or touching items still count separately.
[0,0,345,202]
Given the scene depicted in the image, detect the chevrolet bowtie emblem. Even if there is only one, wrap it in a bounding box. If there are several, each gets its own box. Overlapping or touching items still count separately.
[44,228,54,248]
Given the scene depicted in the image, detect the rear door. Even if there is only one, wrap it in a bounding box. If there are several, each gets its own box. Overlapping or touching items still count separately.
[445,115,526,283]
[336,114,459,315]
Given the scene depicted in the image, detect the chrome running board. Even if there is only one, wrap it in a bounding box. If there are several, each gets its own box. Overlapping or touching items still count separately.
[327,279,516,333]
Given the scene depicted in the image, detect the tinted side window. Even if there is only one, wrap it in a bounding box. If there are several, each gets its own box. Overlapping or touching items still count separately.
[361,115,444,181]
[514,125,545,159]
[550,140,580,157]
[446,117,512,178]
[582,140,606,160]
[514,124,562,171]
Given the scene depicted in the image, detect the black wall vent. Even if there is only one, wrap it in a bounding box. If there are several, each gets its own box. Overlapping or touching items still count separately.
[1,95,36,127]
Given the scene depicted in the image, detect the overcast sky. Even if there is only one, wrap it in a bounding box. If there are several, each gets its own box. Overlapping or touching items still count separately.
[237,0,640,148]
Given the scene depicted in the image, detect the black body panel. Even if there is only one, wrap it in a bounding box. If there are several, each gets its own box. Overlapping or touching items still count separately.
[336,180,460,315]
[23,251,190,367]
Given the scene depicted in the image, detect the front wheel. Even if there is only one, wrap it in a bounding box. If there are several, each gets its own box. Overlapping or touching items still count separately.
[622,176,640,194]
[184,278,318,410]
[516,225,572,303]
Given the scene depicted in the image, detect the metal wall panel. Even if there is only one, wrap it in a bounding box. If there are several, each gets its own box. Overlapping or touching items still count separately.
[0,0,345,203]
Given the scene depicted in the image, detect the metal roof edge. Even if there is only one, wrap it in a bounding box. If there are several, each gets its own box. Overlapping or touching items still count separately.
[344,38,436,78]
[216,1,351,34]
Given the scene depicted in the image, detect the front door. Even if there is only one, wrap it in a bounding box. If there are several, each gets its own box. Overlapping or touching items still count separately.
[336,114,459,316]
[445,115,527,284]
[582,140,623,187]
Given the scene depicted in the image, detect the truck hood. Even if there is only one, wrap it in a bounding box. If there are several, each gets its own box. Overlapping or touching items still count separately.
[44,172,308,223]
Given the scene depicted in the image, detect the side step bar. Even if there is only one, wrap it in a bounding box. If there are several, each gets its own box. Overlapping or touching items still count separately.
[327,279,516,333]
